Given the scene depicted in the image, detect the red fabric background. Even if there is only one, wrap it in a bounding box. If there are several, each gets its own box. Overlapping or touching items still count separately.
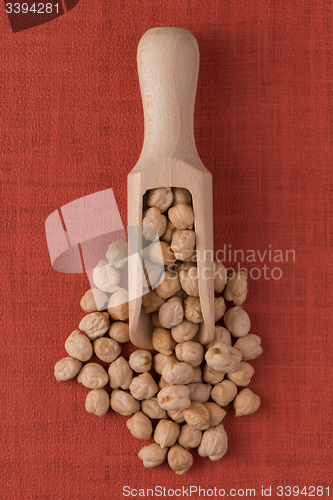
[1,1,332,499]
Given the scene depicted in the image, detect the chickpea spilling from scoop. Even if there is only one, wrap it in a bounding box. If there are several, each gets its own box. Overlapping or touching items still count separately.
[54,187,262,474]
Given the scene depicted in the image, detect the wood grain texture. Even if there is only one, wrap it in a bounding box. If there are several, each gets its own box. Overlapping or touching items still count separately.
[128,27,214,348]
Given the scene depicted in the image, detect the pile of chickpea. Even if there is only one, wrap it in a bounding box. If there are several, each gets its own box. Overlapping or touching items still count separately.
[54,187,262,475]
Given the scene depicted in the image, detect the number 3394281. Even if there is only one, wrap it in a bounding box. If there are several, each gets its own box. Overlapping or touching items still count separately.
[5,3,59,14]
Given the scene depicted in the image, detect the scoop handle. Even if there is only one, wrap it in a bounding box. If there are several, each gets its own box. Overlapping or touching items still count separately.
[135,27,206,171]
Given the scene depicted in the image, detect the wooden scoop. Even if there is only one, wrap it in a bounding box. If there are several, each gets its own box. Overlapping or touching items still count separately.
[128,27,214,349]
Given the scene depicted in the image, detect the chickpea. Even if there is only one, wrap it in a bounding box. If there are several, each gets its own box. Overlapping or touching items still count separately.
[183,401,210,430]
[142,207,167,240]
[129,373,158,400]
[161,219,176,243]
[155,271,181,299]
[80,288,108,312]
[126,411,153,440]
[223,306,251,338]
[143,259,164,289]
[203,364,225,385]
[205,342,242,373]
[157,385,191,411]
[79,312,110,340]
[183,296,203,323]
[198,424,228,462]
[151,311,164,328]
[107,288,129,321]
[234,388,260,417]
[147,241,176,267]
[146,187,173,213]
[167,410,185,424]
[187,383,212,403]
[226,361,254,387]
[85,389,109,417]
[178,424,202,450]
[204,401,226,427]
[171,319,199,343]
[109,321,130,343]
[214,260,227,293]
[129,350,152,373]
[233,334,263,361]
[224,271,247,305]
[93,337,121,363]
[206,326,232,350]
[153,352,177,375]
[108,356,133,390]
[154,419,180,449]
[192,366,203,383]
[77,363,109,389]
[142,290,165,314]
[172,187,192,206]
[167,444,193,475]
[171,230,196,261]
[162,359,194,385]
[110,389,140,416]
[64,329,93,362]
[138,443,168,468]
[92,259,121,293]
[175,341,204,367]
[152,327,176,355]
[179,265,199,297]
[168,203,194,230]
[54,357,82,382]
[141,397,167,420]
[214,296,226,322]
[159,296,184,329]
[211,380,238,406]
[105,240,128,269]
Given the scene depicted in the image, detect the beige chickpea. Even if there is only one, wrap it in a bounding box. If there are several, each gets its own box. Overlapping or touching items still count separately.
[203,364,225,385]
[143,258,164,289]
[129,373,158,400]
[205,342,242,373]
[175,341,204,367]
[224,271,247,305]
[171,230,196,261]
[142,207,167,240]
[183,401,210,430]
[85,389,109,417]
[179,265,199,297]
[187,383,212,403]
[142,290,166,314]
[159,296,184,329]
[129,350,152,373]
[157,385,191,411]
[233,388,261,417]
[110,389,140,416]
[226,361,254,387]
[77,363,109,389]
[214,260,227,293]
[138,443,168,468]
[64,330,93,362]
[158,376,171,391]
[183,296,203,323]
[105,240,128,269]
[147,241,176,267]
[54,357,82,382]
[223,306,251,338]
[168,203,194,230]
[146,187,173,213]
[178,424,202,450]
[92,259,121,293]
[211,380,238,406]
[93,337,121,363]
[167,410,185,424]
[154,419,180,449]
[204,402,226,427]
[172,187,192,206]
[107,288,129,321]
[108,356,133,390]
[171,319,199,343]
[198,424,228,461]
[153,352,177,375]
[126,411,153,440]
[161,219,176,243]
[192,366,203,383]
[215,296,227,322]
[155,271,181,299]
[152,328,176,355]
[108,321,130,343]
[233,334,263,361]
[206,326,232,350]
[80,288,108,313]
[151,311,164,328]
[141,397,167,420]
[79,312,110,340]
[162,360,194,385]
[167,444,193,475]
